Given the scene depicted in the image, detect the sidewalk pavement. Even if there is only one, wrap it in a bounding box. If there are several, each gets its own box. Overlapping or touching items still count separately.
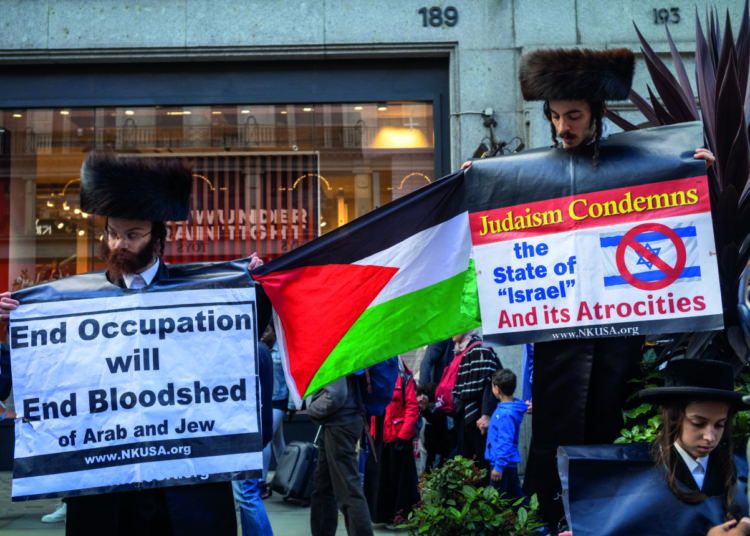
[0,472,406,535]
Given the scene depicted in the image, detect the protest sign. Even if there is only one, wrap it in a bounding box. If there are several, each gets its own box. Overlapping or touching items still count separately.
[465,122,722,345]
[8,284,262,501]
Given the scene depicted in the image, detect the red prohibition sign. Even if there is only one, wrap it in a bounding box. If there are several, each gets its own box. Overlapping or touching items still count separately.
[615,223,687,291]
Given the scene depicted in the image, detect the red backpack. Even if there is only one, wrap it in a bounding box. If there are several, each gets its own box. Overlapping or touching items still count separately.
[433,342,481,415]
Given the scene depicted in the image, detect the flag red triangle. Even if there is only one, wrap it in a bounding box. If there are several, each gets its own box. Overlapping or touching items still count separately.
[253,264,398,394]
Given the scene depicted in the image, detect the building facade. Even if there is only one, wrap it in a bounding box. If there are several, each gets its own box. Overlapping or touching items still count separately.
[0,0,741,288]
[0,0,741,287]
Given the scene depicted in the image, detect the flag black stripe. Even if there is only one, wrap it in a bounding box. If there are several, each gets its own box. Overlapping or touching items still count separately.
[253,170,466,273]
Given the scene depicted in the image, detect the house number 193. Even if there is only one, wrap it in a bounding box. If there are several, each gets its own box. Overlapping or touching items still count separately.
[653,7,680,24]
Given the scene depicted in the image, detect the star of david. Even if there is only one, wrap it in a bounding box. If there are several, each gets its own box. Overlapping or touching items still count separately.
[635,243,661,269]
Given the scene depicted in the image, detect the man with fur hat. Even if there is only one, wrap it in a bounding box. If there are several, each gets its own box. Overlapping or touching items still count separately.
[518,47,715,165]
[0,151,267,536]
[508,47,716,533]
[520,48,634,161]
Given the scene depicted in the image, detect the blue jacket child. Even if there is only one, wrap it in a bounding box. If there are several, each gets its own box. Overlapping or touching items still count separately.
[485,369,529,503]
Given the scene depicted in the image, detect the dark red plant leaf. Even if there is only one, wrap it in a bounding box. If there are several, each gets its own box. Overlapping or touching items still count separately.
[628,89,660,126]
[716,11,737,86]
[715,51,750,199]
[665,23,700,118]
[737,177,750,234]
[633,23,697,123]
[721,113,750,204]
[647,86,676,125]
[737,0,750,104]
[709,177,723,244]
[695,10,719,161]
[733,0,750,134]
[604,110,639,131]
[709,7,722,67]
[740,167,750,206]
[715,27,745,191]
[708,165,722,207]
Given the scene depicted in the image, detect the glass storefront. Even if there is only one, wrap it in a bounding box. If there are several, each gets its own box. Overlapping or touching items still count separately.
[0,101,435,289]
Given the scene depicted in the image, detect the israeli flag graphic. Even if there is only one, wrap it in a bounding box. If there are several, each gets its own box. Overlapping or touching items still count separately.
[599,224,701,288]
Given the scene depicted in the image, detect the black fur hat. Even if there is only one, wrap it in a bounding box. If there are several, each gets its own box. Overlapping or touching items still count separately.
[639,359,746,410]
[80,152,192,222]
[519,48,635,102]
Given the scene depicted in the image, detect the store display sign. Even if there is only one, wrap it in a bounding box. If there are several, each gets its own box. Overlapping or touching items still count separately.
[165,154,319,263]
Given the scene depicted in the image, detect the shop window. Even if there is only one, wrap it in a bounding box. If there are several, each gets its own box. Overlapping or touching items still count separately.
[0,102,434,289]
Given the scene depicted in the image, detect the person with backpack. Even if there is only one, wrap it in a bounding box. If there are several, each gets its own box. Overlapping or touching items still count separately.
[419,338,455,386]
[364,359,420,527]
[451,330,503,484]
[307,374,374,536]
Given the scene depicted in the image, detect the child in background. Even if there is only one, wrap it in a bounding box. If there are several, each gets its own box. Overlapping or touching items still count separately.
[486,369,529,503]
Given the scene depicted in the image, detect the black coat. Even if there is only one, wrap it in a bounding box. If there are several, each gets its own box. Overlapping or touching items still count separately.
[672,444,730,499]
[524,336,644,528]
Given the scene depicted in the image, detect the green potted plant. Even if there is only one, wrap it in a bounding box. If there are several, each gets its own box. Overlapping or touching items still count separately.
[400,456,545,536]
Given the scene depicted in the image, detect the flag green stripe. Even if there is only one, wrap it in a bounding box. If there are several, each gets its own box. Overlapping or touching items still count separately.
[304,260,481,396]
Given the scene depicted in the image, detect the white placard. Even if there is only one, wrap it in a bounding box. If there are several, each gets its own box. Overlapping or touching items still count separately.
[9,287,262,500]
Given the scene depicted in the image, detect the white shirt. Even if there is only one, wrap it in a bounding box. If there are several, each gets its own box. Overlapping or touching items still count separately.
[674,442,709,489]
[123,258,160,289]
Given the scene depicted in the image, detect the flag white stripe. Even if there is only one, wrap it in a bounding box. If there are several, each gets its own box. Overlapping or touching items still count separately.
[273,309,304,409]
[354,212,471,307]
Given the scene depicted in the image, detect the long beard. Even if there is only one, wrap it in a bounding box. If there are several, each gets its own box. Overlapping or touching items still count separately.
[100,239,157,281]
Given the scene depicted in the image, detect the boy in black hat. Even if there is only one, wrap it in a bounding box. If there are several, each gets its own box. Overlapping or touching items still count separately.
[558,359,750,535]
[639,359,745,510]
[642,359,749,536]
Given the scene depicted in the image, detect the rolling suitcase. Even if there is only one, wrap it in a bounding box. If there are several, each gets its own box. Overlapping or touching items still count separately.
[270,440,318,505]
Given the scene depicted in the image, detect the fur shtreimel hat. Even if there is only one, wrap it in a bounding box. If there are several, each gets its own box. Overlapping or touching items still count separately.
[519,48,635,102]
[639,359,746,410]
[80,152,192,222]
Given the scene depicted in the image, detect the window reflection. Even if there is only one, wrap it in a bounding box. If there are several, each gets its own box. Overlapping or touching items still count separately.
[0,102,434,288]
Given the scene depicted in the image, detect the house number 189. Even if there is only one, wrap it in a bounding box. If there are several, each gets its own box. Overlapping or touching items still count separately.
[418,6,459,27]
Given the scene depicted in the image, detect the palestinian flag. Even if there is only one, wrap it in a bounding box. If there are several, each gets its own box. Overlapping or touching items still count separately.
[252,170,480,403]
